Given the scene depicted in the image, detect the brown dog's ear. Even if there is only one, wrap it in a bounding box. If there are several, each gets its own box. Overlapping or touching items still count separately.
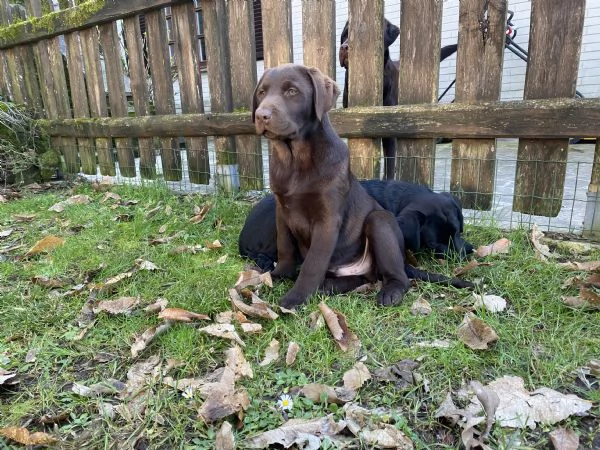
[251,71,267,123]
[306,67,340,121]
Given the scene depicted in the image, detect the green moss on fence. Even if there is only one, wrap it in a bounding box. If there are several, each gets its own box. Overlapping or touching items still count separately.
[0,0,104,45]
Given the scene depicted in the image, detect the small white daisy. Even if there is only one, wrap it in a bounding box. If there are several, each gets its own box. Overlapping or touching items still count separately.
[182,386,194,399]
[277,394,294,411]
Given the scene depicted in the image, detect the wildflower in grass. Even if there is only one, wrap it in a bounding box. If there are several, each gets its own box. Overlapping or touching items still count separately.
[182,386,194,399]
[277,394,294,411]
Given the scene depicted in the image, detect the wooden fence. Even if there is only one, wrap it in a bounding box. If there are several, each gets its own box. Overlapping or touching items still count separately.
[0,0,599,219]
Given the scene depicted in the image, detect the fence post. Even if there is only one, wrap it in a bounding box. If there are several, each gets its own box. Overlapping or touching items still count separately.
[227,0,263,191]
[122,14,156,179]
[583,139,600,237]
[302,0,336,79]
[146,8,181,182]
[450,0,506,210]
[202,0,238,192]
[261,0,293,69]
[347,0,384,179]
[397,0,443,186]
[171,2,210,185]
[512,0,586,217]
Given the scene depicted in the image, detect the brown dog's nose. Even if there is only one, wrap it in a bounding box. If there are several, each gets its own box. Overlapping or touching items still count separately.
[255,107,272,122]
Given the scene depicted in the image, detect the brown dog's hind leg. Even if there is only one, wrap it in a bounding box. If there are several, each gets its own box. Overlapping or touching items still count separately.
[366,210,411,306]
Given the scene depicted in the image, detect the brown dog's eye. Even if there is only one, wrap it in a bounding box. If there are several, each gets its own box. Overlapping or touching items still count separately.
[285,88,298,97]
[256,89,265,98]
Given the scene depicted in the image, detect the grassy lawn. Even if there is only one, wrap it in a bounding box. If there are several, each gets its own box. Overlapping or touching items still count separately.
[0,181,598,449]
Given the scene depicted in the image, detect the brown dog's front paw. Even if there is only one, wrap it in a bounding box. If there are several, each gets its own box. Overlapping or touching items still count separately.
[377,280,410,306]
[280,291,308,309]
[271,263,297,280]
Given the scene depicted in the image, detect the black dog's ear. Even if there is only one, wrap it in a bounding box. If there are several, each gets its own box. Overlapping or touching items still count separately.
[340,21,349,45]
[251,70,268,123]
[384,18,400,48]
[306,67,340,121]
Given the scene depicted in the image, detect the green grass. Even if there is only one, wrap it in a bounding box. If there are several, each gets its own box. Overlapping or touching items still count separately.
[0,182,598,449]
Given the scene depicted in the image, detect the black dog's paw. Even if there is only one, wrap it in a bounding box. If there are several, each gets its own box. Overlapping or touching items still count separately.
[377,280,409,306]
[280,291,308,310]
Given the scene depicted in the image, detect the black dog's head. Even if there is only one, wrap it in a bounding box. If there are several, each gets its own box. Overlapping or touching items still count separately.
[252,64,340,140]
[339,18,400,69]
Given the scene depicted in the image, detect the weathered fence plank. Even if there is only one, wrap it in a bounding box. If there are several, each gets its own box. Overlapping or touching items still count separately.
[123,15,155,179]
[40,98,600,140]
[227,0,263,191]
[60,8,92,175]
[100,21,136,177]
[25,0,79,174]
[513,0,586,217]
[347,0,384,179]
[261,0,293,68]
[202,0,237,190]
[171,2,210,185]
[0,3,26,105]
[146,8,181,181]
[450,0,506,210]
[397,0,443,185]
[80,25,114,175]
[0,0,189,49]
[301,0,336,78]
[583,139,600,237]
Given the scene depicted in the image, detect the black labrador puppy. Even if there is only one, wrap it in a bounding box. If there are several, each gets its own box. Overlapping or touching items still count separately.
[339,19,458,179]
[239,181,474,279]
[252,63,411,308]
[360,179,473,258]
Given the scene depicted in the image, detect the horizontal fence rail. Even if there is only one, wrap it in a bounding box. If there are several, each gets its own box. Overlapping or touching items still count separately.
[39,98,600,140]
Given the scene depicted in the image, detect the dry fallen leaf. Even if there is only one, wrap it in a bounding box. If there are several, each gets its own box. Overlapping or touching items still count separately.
[562,287,600,310]
[135,258,160,271]
[31,275,67,288]
[158,307,210,322]
[411,297,432,315]
[189,203,212,224]
[198,324,245,347]
[318,301,361,353]
[242,415,346,448]
[93,296,141,315]
[0,228,14,238]
[301,383,356,405]
[558,260,600,271]
[206,239,222,249]
[457,313,498,350]
[454,259,493,276]
[131,323,172,358]
[229,289,278,320]
[472,293,507,312]
[286,342,300,366]
[342,362,371,391]
[549,427,579,450]
[344,403,413,449]
[373,359,419,387]
[475,238,511,258]
[215,421,235,450]
[240,322,262,333]
[225,345,253,380]
[259,339,280,366]
[12,214,36,222]
[217,255,228,264]
[234,270,273,290]
[0,427,57,446]
[48,194,91,212]
[530,224,558,261]
[197,366,250,423]
[0,368,17,385]
[414,339,452,349]
[144,298,169,313]
[25,235,65,257]
[123,354,162,396]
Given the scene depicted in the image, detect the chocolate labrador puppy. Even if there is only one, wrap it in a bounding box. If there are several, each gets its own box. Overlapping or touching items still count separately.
[252,63,410,308]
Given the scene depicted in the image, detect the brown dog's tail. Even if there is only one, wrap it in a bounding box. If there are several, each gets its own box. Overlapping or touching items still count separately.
[404,265,473,289]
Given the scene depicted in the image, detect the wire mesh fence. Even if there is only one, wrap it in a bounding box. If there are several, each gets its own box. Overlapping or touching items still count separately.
[69,139,597,235]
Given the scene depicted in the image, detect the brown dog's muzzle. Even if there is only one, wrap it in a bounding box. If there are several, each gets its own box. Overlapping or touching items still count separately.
[254,106,272,135]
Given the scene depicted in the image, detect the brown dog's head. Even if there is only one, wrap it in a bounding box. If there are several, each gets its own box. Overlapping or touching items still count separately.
[339,18,400,69]
[252,63,340,140]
